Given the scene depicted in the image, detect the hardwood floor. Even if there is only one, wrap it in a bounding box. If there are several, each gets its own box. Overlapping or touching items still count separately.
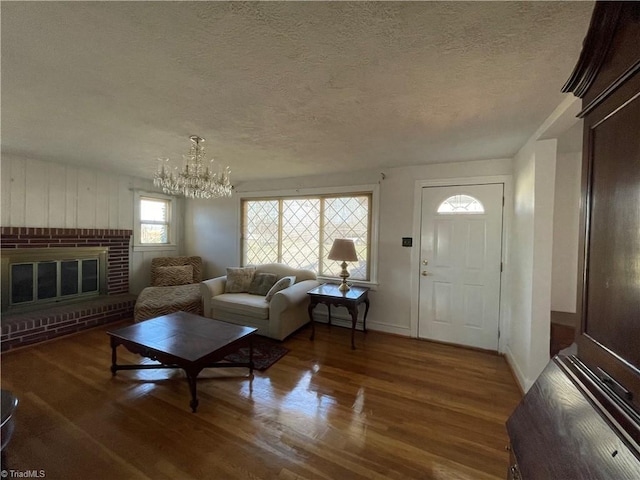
[1,320,521,479]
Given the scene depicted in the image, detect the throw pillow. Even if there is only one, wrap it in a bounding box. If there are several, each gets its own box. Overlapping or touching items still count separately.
[265,275,296,302]
[225,266,257,293]
[248,273,278,296]
[155,265,194,287]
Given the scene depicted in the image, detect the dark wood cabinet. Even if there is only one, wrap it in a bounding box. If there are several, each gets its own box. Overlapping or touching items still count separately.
[507,2,640,478]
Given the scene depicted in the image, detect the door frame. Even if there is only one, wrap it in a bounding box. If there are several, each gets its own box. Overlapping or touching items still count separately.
[410,175,513,353]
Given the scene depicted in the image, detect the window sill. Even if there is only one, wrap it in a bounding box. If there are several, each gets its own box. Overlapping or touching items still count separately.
[133,244,178,253]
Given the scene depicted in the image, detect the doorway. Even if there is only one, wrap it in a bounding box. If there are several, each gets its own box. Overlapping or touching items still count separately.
[418,183,504,350]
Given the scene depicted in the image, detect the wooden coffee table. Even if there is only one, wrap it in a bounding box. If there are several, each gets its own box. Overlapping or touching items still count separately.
[107,311,257,412]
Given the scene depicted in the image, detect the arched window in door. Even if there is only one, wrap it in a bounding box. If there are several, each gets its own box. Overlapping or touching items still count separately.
[437,195,485,214]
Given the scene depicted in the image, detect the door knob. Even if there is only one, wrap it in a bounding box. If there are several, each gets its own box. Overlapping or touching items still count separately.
[421,271,429,276]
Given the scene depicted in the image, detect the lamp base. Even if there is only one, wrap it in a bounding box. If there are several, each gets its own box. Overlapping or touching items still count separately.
[338,262,351,292]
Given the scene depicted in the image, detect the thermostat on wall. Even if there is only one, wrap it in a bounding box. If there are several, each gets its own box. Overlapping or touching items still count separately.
[402,237,412,247]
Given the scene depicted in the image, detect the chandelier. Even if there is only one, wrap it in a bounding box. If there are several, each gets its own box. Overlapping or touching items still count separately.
[153,135,232,199]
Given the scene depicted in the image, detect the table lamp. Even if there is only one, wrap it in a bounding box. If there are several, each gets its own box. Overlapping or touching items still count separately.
[328,239,358,292]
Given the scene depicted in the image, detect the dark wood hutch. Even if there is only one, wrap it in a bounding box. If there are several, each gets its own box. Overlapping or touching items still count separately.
[506,2,640,479]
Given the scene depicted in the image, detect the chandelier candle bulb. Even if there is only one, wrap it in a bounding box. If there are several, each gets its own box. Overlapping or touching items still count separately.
[153,135,232,199]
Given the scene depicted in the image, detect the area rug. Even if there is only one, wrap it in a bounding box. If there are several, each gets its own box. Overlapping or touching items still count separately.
[223,336,289,371]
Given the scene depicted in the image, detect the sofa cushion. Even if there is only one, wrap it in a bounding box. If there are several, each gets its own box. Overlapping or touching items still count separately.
[154,265,193,286]
[211,293,269,320]
[248,273,278,296]
[226,266,256,293]
[265,275,295,302]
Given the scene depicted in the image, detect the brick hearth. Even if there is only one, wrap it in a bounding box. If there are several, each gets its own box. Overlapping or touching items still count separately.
[1,294,136,351]
[1,227,136,351]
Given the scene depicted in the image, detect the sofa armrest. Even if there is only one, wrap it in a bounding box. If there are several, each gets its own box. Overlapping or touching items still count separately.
[269,279,320,315]
[200,276,227,317]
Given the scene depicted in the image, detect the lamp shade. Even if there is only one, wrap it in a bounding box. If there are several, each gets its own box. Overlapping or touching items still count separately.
[328,239,358,262]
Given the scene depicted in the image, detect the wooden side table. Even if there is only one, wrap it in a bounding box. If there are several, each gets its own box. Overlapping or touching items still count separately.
[307,283,370,349]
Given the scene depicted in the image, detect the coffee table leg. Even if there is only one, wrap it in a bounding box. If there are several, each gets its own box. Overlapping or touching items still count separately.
[249,337,254,375]
[185,369,200,413]
[110,338,119,376]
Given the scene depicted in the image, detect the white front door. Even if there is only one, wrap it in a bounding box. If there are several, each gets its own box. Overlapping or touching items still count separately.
[418,184,504,350]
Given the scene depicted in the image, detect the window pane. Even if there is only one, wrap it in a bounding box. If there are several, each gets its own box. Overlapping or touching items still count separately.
[322,196,369,280]
[281,199,320,270]
[11,263,34,304]
[141,224,168,244]
[81,259,99,293]
[141,198,167,222]
[37,262,58,299]
[244,200,279,265]
[61,260,79,296]
[437,195,484,214]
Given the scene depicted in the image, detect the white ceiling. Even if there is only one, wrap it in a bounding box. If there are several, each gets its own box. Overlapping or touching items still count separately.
[2,1,594,185]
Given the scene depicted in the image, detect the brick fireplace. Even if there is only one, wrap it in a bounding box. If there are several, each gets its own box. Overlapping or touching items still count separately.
[1,227,136,351]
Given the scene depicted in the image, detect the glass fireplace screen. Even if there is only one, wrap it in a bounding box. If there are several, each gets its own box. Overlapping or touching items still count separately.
[10,258,99,306]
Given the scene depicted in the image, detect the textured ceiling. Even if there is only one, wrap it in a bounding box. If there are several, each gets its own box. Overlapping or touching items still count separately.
[2,1,594,184]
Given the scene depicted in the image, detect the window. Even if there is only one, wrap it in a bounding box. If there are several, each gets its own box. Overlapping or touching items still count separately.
[437,195,485,214]
[140,197,170,243]
[134,192,177,249]
[242,194,372,281]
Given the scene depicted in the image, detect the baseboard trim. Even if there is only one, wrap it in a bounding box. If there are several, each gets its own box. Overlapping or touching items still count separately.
[504,346,527,396]
[311,311,412,337]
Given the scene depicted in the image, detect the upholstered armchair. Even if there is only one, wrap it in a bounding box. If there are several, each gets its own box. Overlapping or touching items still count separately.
[134,256,203,322]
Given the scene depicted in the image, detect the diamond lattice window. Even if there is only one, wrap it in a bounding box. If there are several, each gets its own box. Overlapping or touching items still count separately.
[281,199,320,270]
[437,195,485,214]
[242,194,371,280]
[321,196,369,279]
[244,200,279,265]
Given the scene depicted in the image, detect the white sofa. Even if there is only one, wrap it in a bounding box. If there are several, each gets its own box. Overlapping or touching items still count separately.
[200,263,320,340]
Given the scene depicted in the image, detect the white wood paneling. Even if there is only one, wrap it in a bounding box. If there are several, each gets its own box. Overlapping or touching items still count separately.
[48,162,67,227]
[95,173,111,228]
[25,159,49,227]
[119,176,134,229]
[9,158,27,226]
[1,154,146,230]
[77,168,97,228]
[1,158,11,226]
[65,166,78,228]
[108,176,119,229]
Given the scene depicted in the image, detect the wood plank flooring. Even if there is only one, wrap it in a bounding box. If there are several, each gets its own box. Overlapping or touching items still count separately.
[1,320,522,480]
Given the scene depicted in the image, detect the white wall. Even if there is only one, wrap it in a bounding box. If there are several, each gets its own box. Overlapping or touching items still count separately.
[508,143,535,387]
[184,195,240,281]
[0,155,183,294]
[184,158,513,337]
[551,121,582,313]
[506,139,557,391]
